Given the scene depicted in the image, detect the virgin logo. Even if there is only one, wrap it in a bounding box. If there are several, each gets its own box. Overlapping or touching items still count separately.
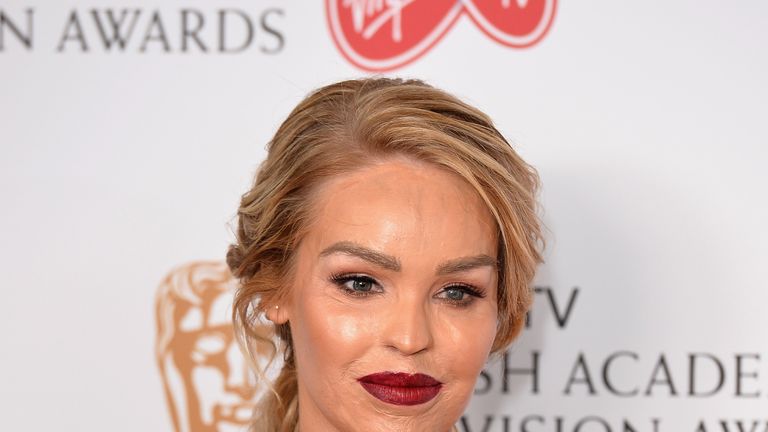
[326,0,557,71]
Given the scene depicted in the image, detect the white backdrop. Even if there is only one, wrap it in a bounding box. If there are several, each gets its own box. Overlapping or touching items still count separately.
[1,1,767,431]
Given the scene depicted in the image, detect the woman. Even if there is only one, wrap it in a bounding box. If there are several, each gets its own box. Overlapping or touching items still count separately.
[227,78,542,431]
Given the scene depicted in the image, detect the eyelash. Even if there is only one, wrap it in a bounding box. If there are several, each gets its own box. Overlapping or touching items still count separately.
[328,273,487,307]
[329,273,381,297]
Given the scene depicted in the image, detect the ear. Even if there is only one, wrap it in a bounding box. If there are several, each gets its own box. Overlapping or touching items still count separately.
[265,303,289,324]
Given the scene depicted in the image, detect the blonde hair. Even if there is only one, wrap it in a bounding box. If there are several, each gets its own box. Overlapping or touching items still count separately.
[227,78,543,432]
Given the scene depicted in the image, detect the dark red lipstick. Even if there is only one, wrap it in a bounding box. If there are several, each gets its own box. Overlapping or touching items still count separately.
[358,372,443,406]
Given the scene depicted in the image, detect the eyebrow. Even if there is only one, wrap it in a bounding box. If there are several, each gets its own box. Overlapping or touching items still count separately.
[319,241,401,271]
[319,241,497,274]
[435,254,498,275]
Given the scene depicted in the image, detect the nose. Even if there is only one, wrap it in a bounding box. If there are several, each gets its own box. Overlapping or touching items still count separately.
[382,296,433,355]
[225,342,256,400]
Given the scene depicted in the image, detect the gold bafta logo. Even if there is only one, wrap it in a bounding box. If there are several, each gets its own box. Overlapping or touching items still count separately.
[155,261,259,432]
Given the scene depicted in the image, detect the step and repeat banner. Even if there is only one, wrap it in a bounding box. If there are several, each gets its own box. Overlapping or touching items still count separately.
[1,1,767,431]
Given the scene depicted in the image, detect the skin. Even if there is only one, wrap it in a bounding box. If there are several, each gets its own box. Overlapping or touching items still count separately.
[268,157,499,432]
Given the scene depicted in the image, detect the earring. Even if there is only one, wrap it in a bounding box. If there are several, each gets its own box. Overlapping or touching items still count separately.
[267,305,280,323]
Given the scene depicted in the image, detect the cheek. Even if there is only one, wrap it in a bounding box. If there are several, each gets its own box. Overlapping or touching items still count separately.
[440,307,498,380]
[292,294,375,383]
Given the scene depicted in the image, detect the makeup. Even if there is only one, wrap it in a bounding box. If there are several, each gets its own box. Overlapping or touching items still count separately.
[288,160,499,430]
[358,372,443,406]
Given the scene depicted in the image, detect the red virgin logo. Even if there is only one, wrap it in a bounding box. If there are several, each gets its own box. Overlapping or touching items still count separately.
[326,0,557,72]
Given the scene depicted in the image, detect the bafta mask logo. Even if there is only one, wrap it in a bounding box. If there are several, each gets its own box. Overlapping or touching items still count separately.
[155,261,258,432]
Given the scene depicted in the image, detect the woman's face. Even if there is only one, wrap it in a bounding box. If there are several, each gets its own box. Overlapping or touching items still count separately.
[276,158,499,432]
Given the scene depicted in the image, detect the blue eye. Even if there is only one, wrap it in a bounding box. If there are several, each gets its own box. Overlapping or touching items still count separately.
[444,287,466,301]
[437,284,485,307]
[329,274,380,297]
[350,278,374,292]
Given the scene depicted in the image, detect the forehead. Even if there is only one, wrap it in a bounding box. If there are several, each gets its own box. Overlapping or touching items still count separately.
[304,158,497,260]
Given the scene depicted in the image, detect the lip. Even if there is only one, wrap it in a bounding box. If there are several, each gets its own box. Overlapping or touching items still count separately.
[358,372,443,406]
